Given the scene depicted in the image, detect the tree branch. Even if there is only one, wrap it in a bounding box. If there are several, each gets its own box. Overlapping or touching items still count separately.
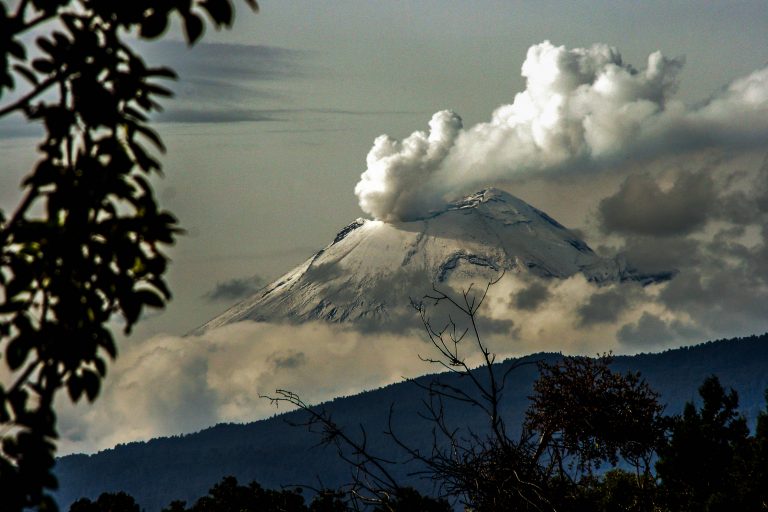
[0,75,58,119]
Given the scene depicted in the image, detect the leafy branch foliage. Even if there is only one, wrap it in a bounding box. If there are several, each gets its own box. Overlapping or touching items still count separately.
[0,0,257,509]
[526,353,664,477]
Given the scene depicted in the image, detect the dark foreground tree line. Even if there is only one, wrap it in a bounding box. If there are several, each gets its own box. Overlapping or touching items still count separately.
[68,285,768,512]
[68,370,768,512]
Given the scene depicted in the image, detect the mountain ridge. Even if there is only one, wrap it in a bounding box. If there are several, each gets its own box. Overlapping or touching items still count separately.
[55,332,768,511]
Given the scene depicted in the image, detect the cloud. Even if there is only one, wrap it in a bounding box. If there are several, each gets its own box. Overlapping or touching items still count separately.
[140,41,305,124]
[56,321,439,455]
[354,41,768,222]
[511,281,551,311]
[598,171,717,236]
[203,275,265,302]
[267,350,307,369]
[617,312,678,349]
[158,108,280,124]
[142,41,304,82]
[51,39,768,452]
[577,287,635,326]
[55,227,768,456]
[590,153,768,335]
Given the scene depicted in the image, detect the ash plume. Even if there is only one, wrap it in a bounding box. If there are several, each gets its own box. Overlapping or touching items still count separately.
[355,41,768,222]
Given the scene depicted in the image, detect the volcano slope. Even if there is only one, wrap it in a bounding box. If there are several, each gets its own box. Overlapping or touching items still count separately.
[194,188,671,334]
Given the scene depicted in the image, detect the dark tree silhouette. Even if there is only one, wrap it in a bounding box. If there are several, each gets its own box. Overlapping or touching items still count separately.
[69,491,140,512]
[0,1,257,509]
[159,476,353,512]
[655,375,763,512]
[181,476,307,512]
[526,354,664,479]
[267,281,669,511]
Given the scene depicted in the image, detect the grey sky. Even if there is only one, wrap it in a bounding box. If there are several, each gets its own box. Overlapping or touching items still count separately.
[1,1,766,338]
[3,1,768,452]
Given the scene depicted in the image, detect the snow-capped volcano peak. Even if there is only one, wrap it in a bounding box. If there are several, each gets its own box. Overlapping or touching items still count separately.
[193,189,671,333]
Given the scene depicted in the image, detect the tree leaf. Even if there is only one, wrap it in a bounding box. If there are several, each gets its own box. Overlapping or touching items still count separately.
[243,0,259,12]
[13,64,39,86]
[140,13,169,39]
[183,13,204,45]
[31,58,55,74]
[136,288,165,309]
[66,375,83,402]
[6,336,32,371]
[81,370,101,402]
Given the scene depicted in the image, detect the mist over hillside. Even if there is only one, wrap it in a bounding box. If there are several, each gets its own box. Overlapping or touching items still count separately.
[55,333,768,511]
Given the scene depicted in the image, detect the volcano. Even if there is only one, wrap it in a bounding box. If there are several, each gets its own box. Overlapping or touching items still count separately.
[194,189,671,333]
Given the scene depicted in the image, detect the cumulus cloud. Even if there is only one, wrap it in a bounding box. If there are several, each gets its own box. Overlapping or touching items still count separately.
[592,153,768,340]
[57,275,655,455]
[511,281,551,311]
[598,172,717,236]
[617,312,703,351]
[354,41,768,222]
[617,313,675,349]
[479,274,669,356]
[577,287,636,326]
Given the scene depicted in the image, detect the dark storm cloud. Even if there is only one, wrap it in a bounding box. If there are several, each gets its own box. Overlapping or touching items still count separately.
[606,177,768,339]
[577,288,634,326]
[730,154,768,217]
[618,312,676,348]
[657,243,768,334]
[615,237,700,275]
[512,282,551,311]
[599,172,717,237]
[203,275,264,302]
[586,150,768,347]
[756,159,768,213]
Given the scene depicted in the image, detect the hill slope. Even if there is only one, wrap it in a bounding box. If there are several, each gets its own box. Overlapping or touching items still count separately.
[55,333,768,511]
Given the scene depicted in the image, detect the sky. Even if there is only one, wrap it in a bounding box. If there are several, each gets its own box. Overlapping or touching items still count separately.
[1,1,767,453]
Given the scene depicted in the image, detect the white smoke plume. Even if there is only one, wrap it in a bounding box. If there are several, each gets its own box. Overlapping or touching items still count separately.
[354,110,463,221]
[355,41,768,221]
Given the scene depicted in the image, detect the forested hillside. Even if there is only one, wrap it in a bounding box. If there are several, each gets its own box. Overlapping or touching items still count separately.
[55,333,768,511]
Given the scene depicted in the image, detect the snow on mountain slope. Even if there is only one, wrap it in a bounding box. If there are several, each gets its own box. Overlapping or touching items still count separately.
[193,189,672,333]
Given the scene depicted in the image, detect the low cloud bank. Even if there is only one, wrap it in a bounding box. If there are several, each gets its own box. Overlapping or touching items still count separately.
[56,322,435,455]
